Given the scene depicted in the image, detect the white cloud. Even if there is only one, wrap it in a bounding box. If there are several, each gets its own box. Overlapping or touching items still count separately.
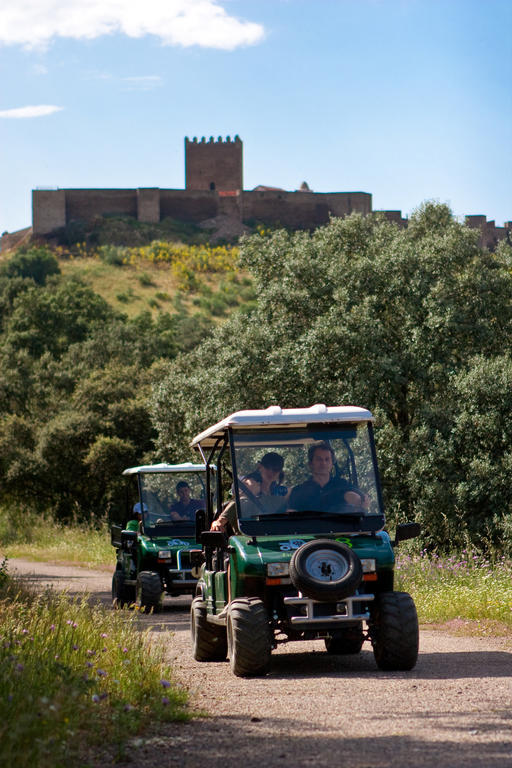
[121,75,163,91]
[0,0,265,50]
[0,105,64,118]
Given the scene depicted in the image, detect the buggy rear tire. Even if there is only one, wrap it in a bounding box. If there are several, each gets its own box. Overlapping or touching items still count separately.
[227,598,271,677]
[190,598,228,661]
[324,626,364,655]
[112,570,135,608]
[136,571,163,613]
[289,539,362,602]
[370,591,419,671]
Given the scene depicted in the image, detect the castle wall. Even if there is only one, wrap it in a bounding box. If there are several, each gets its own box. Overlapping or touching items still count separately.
[65,189,137,222]
[137,188,160,223]
[465,215,512,250]
[32,189,66,235]
[185,136,243,191]
[29,135,508,245]
[160,189,218,221]
[241,191,371,228]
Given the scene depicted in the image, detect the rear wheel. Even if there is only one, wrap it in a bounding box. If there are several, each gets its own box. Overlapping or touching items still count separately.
[190,598,227,661]
[324,626,364,655]
[370,591,419,671]
[227,598,271,677]
[112,570,135,608]
[136,571,163,613]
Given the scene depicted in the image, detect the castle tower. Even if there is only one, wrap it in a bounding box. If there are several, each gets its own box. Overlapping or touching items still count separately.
[185,135,243,191]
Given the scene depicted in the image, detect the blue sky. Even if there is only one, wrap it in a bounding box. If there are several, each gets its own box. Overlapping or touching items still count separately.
[1,0,511,234]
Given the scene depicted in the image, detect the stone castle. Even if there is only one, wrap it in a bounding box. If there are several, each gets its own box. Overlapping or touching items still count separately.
[30,136,511,249]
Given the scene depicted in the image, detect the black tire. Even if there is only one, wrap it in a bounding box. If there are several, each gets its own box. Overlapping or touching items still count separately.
[190,598,228,661]
[289,539,362,602]
[370,591,419,671]
[227,598,271,677]
[112,570,135,608]
[136,570,163,613]
[324,626,364,655]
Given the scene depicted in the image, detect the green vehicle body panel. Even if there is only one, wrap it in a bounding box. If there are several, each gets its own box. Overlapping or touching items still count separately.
[114,530,200,594]
[201,531,395,612]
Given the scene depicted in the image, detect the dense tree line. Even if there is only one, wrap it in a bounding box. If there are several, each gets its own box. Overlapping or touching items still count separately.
[0,246,210,521]
[152,204,512,552]
[2,206,512,553]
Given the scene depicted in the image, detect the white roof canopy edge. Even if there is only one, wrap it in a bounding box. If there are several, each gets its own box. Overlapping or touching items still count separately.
[191,404,373,448]
[122,462,207,476]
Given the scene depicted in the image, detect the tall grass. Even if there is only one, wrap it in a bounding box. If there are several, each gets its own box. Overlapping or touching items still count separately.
[0,509,112,567]
[396,550,512,629]
[0,564,189,768]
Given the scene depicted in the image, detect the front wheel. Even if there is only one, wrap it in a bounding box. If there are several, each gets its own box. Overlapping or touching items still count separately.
[227,598,271,677]
[369,591,419,671]
[190,598,227,661]
[136,571,163,613]
[112,570,135,608]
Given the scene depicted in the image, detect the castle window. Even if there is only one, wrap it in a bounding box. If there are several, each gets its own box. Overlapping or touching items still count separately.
[210,182,216,190]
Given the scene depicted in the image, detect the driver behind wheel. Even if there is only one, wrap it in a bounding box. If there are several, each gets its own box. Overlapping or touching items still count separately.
[287,442,369,514]
[170,481,204,521]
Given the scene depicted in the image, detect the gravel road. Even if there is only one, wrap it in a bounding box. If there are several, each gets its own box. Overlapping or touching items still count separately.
[8,558,512,768]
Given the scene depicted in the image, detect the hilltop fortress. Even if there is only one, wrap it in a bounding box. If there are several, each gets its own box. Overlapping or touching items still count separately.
[31,136,510,249]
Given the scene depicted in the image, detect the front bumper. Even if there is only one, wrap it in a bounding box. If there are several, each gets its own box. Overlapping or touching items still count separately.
[283,592,374,626]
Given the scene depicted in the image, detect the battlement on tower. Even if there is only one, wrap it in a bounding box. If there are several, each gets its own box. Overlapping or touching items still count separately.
[185,135,243,191]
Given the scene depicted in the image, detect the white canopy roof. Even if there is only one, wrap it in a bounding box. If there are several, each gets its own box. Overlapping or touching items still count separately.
[191,404,373,449]
[122,462,207,476]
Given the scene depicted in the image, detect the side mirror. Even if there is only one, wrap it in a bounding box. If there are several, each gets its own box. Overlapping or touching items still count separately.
[190,548,205,578]
[111,524,122,548]
[200,530,228,549]
[121,529,137,551]
[394,522,421,546]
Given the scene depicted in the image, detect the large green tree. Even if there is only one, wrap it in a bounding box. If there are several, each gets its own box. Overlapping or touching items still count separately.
[151,204,512,551]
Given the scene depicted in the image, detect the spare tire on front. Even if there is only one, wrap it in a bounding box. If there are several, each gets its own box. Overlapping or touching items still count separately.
[289,539,362,602]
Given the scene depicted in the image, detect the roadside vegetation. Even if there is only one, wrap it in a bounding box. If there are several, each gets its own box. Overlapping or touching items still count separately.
[395,550,512,631]
[0,563,189,768]
[0,509,111,567]
[2,508,511,633]
[2,203,512,569]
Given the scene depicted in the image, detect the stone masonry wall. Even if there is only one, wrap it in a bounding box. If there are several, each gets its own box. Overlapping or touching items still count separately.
[29,136,509,244]
[185,136,243,191]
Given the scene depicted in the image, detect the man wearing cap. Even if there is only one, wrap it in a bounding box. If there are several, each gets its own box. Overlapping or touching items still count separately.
[211,452,288,532]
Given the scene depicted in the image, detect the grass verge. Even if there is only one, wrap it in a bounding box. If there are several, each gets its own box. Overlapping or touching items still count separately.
[0,561,190,768]
[396,550,512,630]
[0,510,112,568]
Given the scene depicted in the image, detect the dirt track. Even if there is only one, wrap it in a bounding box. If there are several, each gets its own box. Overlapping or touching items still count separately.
[9,558,512,768]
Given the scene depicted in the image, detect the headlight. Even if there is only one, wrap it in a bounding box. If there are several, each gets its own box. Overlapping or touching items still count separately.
[158,551,172,559]
[267,562,289,577]
[360,558,376,573]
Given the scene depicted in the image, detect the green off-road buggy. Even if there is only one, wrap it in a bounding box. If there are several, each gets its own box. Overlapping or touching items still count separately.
[189,405,420,676]
[111,462,213,611]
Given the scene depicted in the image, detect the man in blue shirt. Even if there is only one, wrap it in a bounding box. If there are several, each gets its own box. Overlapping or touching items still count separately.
[288,441,369,514]
[170,481,204,521]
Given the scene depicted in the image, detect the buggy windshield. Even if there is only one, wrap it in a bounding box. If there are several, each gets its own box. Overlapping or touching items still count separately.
[231,423,384,535]
[138,471,207,536]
